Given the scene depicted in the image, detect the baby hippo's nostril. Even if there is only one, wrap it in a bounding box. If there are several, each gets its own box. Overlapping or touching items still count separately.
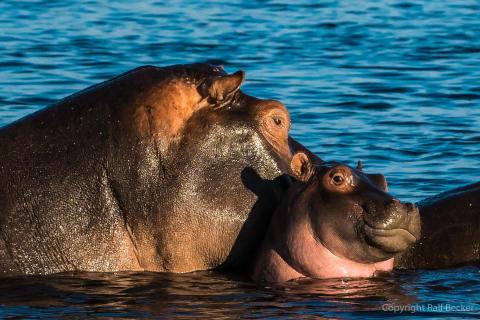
[362,200,377,216]
[365,198,412,230]
[368,199,419,232]
[384,198,402,211]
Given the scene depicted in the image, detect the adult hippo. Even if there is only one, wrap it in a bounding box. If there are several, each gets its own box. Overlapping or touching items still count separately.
[395,182,480,269]
[0,63,310,275]
[253,153,420,282]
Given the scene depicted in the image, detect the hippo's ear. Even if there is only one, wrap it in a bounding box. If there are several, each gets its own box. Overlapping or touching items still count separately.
[291,152,314,182]
[200,70,245,105]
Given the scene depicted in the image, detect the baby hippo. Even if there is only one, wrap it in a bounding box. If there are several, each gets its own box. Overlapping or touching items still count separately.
[253,153,421,282]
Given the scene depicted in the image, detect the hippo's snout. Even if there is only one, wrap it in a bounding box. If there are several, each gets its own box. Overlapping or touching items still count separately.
[362,199,421,254]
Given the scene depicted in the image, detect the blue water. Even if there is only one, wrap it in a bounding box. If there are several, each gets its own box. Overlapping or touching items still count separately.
[0,0,479,318]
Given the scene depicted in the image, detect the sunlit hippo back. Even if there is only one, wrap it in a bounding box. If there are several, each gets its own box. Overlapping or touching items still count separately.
[253,152,421,282]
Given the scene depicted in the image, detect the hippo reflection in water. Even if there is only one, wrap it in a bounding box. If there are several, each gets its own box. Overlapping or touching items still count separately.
[253,153,421,282]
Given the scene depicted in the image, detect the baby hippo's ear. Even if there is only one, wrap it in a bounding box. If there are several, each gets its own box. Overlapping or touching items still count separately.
[290,152,314,182]
[200,70,245,104]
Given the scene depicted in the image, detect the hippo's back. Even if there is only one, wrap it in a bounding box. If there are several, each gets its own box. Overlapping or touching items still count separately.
[0,68,151,275]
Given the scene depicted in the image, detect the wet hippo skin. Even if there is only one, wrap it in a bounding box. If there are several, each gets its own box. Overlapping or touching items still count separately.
[0,64,306,275]
[253,152,421,282]
[395,182,480,269]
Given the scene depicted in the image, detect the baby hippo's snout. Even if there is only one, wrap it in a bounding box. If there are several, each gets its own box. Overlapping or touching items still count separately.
[363,199,421,255]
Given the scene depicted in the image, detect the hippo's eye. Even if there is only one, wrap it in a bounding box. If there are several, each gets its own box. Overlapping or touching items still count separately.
[273,117,283,126]
[324,167,354,192]
[332,174,344,185]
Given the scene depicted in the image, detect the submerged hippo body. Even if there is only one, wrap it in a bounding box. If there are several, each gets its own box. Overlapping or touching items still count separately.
[253,153,420,282]
[395,182,480,269]
[0,64,301,275]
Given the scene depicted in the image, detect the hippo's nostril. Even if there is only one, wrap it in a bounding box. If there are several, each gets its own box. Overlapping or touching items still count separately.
[361,200,377,216]
[364,199,406,230]
[383,198,401,211]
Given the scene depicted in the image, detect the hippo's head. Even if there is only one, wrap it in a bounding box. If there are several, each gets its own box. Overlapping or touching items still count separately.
[292,152,421,262]
[120,64,292,168]
[177,65,293,171]
[253,153,421,282]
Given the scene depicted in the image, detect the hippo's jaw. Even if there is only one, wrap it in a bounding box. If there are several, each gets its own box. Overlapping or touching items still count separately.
[302,241,395,280]
[253,221,395,283]
[255,246,394,283]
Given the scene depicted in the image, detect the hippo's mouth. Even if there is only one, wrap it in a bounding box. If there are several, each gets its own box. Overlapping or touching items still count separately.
[360,203,420,255]
[362,221,417,254]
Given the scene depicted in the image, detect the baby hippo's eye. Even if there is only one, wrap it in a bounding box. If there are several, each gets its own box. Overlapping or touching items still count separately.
[332,174,344,185]
[324,166,354,192]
